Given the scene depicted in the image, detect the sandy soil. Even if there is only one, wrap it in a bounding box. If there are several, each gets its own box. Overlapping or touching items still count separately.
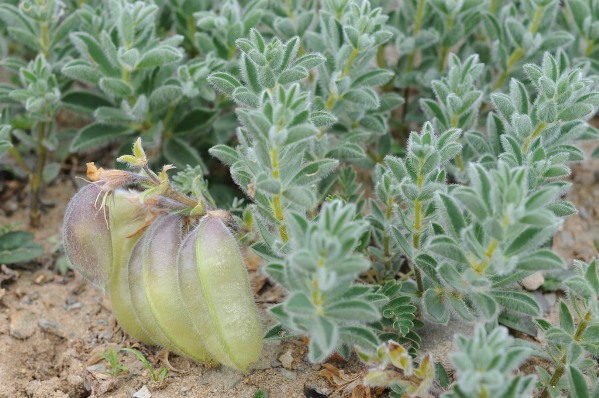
[1,136,598,398]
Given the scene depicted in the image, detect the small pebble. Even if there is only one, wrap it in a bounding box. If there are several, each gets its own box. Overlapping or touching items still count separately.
[10,310,37,339]
[521,271,544,291]
[38,318,65,338]
[278,368,297,380]
[311,364,321,371]
[86,364,107,373]
[278,349,294,369]
[133,385,152,398]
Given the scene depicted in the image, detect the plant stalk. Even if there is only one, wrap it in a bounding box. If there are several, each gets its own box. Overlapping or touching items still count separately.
[539,309,592,398]
[493,5,544,90]
[29,121,50,228]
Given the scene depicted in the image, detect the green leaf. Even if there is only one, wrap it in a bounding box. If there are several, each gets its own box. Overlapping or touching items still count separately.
[174,108,217,136]
[263,323,296,340]
[436,193,465,238]
[568,366,590,398]
[208,72,242,97]
[209,144,239,166]
[352,69,394,88]
[149,85,183,111]
[278,68,308,85]
[163,138,204,169]
[309,317,339,362]
[340,326,379,351]
[516,250,564,271]
[325,300,380,322]
[585,260,599,293]
[70,32,118,76]
[504,227,553,257]
[135,46,182,69]
[558,104,594,121]
[51,12,81,49]
[491,291,541,315]
[42,163,60,183]
[420,99,448,128]
[61,60,103,84]
[559,301,575,335]
[62,91,112,115]
[344,88,380,109]
[0,231,44,264]
[423,288,449,324]
[99,77,133,98]
[71,123,133,151]
[294,53,326,70]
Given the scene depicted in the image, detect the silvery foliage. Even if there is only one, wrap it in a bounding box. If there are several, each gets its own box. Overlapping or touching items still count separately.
[535,260,599,397]
[386,51,598,330]
[265,199,384,362]
[443,325,536,398]
[1,0,599,394]
[206,1,416,362]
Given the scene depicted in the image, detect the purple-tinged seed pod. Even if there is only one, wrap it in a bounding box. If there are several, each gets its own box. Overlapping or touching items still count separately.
[135,214,215,363]
[177,215,262,372]
[63,184,112,289]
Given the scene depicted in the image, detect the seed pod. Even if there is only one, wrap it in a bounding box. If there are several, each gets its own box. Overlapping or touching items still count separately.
[129,214,215,363]
[178,216,263,372]
[63,184,112,289]
[106,190,154,345]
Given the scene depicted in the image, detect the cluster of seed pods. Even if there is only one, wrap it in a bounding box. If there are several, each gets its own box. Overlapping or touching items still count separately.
[63,184,263,372]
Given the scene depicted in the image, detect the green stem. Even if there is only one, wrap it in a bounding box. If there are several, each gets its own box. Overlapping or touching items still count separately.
[383,198,394,272]
[376,45,386,68]
[341,47,359,78]
[490,0,499,13]
[584,41,594,57]
[405,0,427,74]
[539,309,592,398]
[493,6,544,90]
[162,105,177,136]
[438,16,454,72]
[522,122,546,154]
[29,121,50,228]
[402,0,426,126]
[412,172,424,293]
[8,146,33,174]
[165,186,201,209]
[270,147,288,243]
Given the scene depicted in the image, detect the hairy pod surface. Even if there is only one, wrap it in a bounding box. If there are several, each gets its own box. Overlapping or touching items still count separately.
[62,184,112,289]
[135,214,215,363]
[106,190,154,345]
[178,216,263,372]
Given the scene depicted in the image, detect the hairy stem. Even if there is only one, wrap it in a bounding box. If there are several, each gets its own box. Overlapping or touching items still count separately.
[522,122,547,154]
[9,146,33,174]
[493,5,544,90]
[29,121,50,228]
[269,147,288,242]
[438,16,454,72]
[539,309,592,398]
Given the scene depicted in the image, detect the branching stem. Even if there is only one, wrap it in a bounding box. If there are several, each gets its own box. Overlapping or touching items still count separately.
[493,5,544,90]
[539,309,592,398]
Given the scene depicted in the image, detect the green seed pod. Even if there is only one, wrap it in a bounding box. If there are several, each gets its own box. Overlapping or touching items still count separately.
[106,190,154,345]
[178,215,263,372]
[63,184,112,289]
[130,214,215,363]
